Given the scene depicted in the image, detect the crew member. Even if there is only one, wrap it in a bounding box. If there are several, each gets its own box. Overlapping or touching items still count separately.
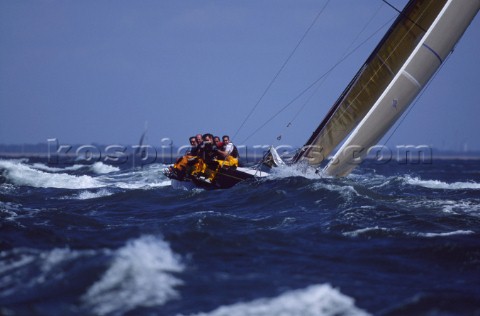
[197,133,220,163]
[186,136,197,155]
[189,133,220,180]
[215,135,239,168]
[214,136,224,153]
[170,136,197,179]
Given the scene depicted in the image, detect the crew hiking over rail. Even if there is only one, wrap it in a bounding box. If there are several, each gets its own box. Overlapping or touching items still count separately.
[164,133,249,189]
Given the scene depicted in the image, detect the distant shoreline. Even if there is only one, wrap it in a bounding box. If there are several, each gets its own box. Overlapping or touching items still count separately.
[1,151,480,163]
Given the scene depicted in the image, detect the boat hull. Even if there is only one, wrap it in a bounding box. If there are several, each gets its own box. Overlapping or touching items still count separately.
[166,166,267,190]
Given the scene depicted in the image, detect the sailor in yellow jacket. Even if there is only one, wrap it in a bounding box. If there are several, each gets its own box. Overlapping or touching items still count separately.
[215,135,239,168]
[170,134,239,182]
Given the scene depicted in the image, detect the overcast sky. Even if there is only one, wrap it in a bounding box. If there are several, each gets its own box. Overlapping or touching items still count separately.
[1,0,479,152]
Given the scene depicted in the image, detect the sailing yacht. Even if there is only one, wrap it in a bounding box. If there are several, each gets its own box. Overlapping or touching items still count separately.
[166,0,479,189]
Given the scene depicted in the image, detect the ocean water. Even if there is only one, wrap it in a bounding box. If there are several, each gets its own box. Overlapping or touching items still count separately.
[0,157,479,315]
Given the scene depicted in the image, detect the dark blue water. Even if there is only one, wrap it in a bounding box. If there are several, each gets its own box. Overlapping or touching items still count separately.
[1,158,479,315]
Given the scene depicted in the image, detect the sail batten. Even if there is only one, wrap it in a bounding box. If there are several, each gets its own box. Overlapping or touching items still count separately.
[292,0,450,166]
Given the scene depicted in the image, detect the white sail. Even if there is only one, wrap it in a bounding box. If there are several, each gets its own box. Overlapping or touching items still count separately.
[292,0,450,167]
[324,0,479,177]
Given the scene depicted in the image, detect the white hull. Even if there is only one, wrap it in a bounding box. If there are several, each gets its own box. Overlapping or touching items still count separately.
[236,167,270,178]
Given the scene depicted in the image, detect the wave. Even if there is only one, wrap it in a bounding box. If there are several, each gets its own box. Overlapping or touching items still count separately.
[0,160,104,189]
[0,235,184,315]
[269,164,326,180]
[82,235,184,315]
[100,164,171,189]
[0,247,99,299]
[343,226,392,238]
[416,230,475,237]
[31,161,119,174]
[31,163,85,173]
[404,176,480,190]
[440,200,480,215]
[343,226,475,239]
[0,201,23,221]
[61,188,115,200]
[113,179,171,189]
[185,284,369,316]
[0,160,168,190]
[91,162,120,174]
[311,182,359,204]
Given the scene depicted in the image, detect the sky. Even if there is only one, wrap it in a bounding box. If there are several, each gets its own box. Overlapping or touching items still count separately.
[1,0,479,152]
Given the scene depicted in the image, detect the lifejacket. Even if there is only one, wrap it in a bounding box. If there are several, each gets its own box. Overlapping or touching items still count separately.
[218,155,238,169]
[171,155,197,179]
[173,155,193,171]
[190,158,218,181]
[190,156,238,182]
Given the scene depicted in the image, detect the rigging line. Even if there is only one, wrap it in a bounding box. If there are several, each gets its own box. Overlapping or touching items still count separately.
[381,52,452,148]
[382,0,427,33]
[381,0,402,14]
[277,1,385,139]
[232,0,331,140]
[240,15,395,144]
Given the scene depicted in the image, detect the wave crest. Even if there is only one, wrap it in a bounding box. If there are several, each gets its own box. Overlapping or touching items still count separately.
[404,176,480,190]
[186,284,369,316]
[82,235,184,315]
[0,160,103,189]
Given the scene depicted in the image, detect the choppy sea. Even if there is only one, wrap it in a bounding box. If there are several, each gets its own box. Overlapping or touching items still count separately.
[0,157,479,316]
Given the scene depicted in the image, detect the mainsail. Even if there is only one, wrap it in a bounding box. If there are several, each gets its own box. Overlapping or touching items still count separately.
[291,0,479,176]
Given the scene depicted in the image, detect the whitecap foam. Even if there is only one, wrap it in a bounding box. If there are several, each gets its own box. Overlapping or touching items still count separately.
[82,235,184,315]
[62,189,114,200]
[392,197,480,216]
[186,284,369,316]
[404,176,480,190]
[345,227,475,239]
[91,162,120,174]
[416,230,475,238]
[4,160,190,190]
[97,163,172,189]
[0,201,22,221]
[114,179,171,189]
[31,163,68,172]
[0,160,104,189]
[343,226,391,238]
[441,200,480,215]
[269,164,325,180]
[312,182,359,204]
[31,163,85,173]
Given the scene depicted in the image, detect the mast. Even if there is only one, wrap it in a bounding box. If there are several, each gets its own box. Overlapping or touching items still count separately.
[292,0,451,166]
[324,0,479,176]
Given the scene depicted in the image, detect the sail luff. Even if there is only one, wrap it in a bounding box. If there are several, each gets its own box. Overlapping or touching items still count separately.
[324,0,480,177]
[292,0,447,166]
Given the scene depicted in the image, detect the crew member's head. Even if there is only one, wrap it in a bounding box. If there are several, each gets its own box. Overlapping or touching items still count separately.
[195,134,203,144]
[222,135,230,144]
[213,136,222,148]
[202,133,214,143]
